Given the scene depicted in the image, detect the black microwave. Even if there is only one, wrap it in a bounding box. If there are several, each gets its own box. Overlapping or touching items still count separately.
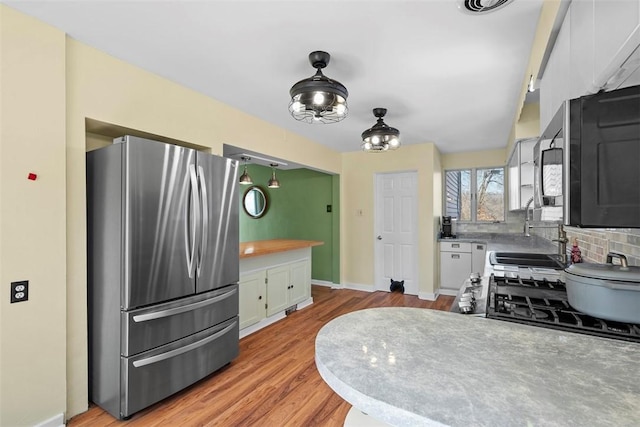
[534,85,640,228]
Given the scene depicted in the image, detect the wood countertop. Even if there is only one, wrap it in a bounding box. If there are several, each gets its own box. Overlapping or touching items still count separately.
[239,239,324,259]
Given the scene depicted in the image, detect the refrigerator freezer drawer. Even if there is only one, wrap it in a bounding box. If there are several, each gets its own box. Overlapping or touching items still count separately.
[121,316,239,418]
[122,284,238,356]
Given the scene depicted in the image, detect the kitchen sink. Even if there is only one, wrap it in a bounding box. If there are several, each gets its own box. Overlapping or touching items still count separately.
[489,252,565,269]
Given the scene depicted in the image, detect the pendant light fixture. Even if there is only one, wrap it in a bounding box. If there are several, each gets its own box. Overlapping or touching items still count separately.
[267,164,280,189]
[361,108,401,152]
[238,156,253,185]
[288,51,349,124]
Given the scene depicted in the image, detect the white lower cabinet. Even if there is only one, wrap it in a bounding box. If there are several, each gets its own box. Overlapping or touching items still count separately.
[289,259,311,306]
[239,258,311,330]
[440,242,471,291]
[266,265,290,316]
[265,260,310,316]
[471,243,487,275]
[239,270,266,330]
[440,241,486,292]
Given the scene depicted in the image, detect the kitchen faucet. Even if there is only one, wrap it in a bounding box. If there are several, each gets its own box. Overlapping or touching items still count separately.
[523,197,534,237]
[523,197,568,264]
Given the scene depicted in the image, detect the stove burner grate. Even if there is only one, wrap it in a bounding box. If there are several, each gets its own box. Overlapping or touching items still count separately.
[487,274,640,343]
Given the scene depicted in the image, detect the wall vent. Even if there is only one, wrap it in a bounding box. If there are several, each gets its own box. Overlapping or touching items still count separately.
[457,0,515,15]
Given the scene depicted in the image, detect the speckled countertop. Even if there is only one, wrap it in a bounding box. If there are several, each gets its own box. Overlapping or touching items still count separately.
[315,307,640,427]
[440,232,559,254]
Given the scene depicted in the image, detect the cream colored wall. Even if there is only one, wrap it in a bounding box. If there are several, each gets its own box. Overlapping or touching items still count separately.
[0,7,67,426]
[340,144,441,295]
[441,148,507,170]
[516,103,541,139]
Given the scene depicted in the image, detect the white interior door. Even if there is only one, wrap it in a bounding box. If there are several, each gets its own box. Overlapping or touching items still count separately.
[374,171,418,295]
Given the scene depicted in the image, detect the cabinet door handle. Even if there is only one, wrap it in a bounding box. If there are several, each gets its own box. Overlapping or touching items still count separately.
[258,295,262,300]
[451,254,460,259]
[452,243,460,248]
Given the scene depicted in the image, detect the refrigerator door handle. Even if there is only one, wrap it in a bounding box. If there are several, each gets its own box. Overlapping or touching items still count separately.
[185,164,201,279]
[132,288,237,323]
[132,320,237,368]
[196,165,208,278]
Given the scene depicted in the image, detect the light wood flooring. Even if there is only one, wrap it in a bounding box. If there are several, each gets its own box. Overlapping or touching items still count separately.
[69,286,454,426]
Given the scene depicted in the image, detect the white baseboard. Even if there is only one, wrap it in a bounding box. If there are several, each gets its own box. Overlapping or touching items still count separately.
[315,282,444,301]
[296,296,313,310]
[341,282,375,292]
[35,413,64,427]
[313,280,448,302]
[240,312,286,339]
[438,288,458,297]
[239,297,314,339]
[311,279,334,288]
[418,291,438,301]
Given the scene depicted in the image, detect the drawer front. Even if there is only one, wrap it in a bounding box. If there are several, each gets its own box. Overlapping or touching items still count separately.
[440,241,471,253]
[121,317,239,418]
[122,284,238,356]
[440,252,472,290]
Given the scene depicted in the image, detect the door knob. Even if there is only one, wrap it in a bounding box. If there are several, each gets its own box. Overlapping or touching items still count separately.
[377,235,382,240]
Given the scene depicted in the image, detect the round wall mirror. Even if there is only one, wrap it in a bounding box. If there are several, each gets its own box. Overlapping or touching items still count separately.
[243,186,267,218]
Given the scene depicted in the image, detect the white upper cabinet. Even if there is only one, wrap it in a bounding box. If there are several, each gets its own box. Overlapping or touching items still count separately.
[507,138,537,211]
[569,0,595,98]
[593,0,640,89]
[541,0,640,132]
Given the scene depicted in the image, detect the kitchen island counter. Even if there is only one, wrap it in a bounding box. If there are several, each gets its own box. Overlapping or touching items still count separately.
[315,307,640,427]
[239,238,323,258]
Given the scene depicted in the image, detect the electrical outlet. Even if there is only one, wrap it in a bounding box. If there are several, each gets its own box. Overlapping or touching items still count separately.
[10,280,28,303]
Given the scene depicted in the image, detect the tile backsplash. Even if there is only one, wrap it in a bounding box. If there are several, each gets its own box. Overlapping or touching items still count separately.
[562,228,640,267]
[454,211,640,267]
[454,210,529,234]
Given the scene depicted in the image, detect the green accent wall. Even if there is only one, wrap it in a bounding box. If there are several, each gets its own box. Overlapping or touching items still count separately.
[239,165,339,283]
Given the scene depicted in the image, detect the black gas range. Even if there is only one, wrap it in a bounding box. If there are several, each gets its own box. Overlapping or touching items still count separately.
[486,274,640,343]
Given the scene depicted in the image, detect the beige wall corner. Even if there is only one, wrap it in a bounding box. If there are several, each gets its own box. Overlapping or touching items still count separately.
[0,5,67,426]
[431,148,443,295]
[340,143,440,295]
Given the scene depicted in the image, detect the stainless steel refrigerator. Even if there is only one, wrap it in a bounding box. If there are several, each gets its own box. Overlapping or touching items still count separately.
[87,135,240,419]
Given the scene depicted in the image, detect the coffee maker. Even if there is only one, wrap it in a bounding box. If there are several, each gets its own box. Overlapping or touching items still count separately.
[440,216,456,238]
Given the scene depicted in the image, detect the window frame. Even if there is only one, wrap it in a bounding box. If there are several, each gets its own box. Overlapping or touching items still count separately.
[444,166,506,223]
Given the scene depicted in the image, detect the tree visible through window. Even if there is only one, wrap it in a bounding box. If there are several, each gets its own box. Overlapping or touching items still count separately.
[445,167,504,222]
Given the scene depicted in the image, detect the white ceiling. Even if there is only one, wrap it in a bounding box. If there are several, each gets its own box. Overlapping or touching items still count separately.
[5,0,544,154]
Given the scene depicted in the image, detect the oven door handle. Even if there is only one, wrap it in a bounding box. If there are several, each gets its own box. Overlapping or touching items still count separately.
[132,288,237,323]
[132,321,237,368]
